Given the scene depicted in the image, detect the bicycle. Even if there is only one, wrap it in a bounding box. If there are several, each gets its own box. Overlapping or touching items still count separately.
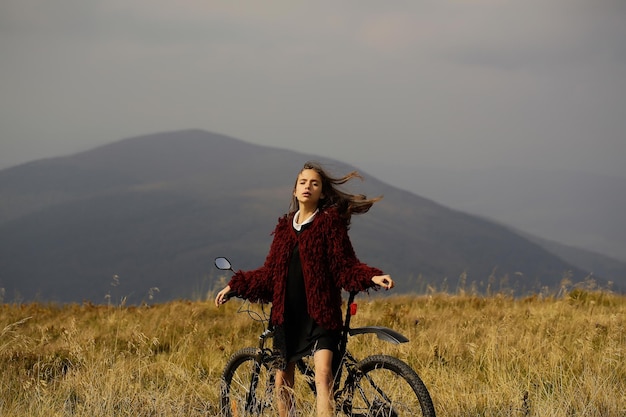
[215,256,436,417]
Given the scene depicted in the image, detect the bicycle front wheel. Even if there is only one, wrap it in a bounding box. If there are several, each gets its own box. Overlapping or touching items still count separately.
[220,347,275,417]
[350,355,436,417]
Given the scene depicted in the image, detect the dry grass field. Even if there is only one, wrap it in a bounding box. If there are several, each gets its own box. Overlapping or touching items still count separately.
[1,286,624,416]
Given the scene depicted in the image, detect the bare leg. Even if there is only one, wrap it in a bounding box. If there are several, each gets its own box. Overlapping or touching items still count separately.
[314,349,335,417]
[276,362,296,417]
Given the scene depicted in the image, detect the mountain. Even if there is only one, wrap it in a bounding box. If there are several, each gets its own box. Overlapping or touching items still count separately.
[371,164,626,263]
[521,233,626,291]
[0,130,620,304]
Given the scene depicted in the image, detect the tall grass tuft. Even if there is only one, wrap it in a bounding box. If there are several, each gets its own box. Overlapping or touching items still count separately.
[0,289,624,416]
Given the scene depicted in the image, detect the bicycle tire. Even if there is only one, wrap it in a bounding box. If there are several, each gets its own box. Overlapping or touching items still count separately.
[349,355,436,417]
[220,347,275,417]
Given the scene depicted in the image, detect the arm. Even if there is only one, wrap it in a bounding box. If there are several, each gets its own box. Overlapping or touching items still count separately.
[215,285,232,307]
[215,264,274,306]
[372,274,394,290]
[325,209,389,292]
[227,268,273,303]
[217,217,289,306]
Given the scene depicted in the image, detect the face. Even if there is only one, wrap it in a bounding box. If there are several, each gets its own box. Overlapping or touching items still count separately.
[294,168,324,209]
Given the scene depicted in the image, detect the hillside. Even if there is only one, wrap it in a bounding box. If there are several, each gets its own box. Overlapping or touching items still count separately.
[376,164,626,263]
[0,130,619,303]
[522,233,626,290]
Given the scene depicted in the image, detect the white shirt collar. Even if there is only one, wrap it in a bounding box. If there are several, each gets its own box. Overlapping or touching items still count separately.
[293,209,318,231]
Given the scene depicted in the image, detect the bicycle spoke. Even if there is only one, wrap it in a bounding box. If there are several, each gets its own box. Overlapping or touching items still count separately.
[347,355,435,417]
[221,348,275,416]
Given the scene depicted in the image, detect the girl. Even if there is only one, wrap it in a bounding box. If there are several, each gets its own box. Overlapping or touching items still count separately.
[215,161,394,417]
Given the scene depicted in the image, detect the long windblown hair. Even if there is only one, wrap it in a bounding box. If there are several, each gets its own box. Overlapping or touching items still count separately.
[289,161,382,226]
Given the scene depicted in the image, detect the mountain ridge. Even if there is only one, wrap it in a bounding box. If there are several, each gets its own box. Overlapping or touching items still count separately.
[0,130,621,304]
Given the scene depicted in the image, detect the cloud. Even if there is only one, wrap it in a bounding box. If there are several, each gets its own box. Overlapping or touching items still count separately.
[0,0,625,179]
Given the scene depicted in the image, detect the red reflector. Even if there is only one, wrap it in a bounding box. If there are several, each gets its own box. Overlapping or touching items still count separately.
[350,303,357,315]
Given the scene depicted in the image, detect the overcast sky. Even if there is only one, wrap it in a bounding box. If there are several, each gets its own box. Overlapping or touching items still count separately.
[1,0,625,180]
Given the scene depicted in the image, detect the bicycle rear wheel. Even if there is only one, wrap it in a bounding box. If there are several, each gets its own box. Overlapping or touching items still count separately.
[350,355,435,417]
[220,347,275,417]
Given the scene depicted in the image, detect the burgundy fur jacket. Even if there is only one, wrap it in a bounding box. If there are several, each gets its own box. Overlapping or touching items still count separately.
[228,207,382,331]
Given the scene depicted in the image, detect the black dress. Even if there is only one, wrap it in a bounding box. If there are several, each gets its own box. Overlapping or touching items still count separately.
[275,222,340,364]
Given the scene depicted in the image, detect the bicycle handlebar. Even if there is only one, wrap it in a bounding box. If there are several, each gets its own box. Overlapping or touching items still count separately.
[223,291,239,301]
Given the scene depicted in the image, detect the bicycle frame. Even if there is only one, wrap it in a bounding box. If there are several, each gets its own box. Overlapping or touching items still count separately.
[245,290,410,405]
[215,257,435,416]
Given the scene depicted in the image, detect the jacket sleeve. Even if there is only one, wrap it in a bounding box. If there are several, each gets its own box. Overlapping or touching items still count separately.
[227,217,287,303]
[228,268,272,303]
[325,209,383,293]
